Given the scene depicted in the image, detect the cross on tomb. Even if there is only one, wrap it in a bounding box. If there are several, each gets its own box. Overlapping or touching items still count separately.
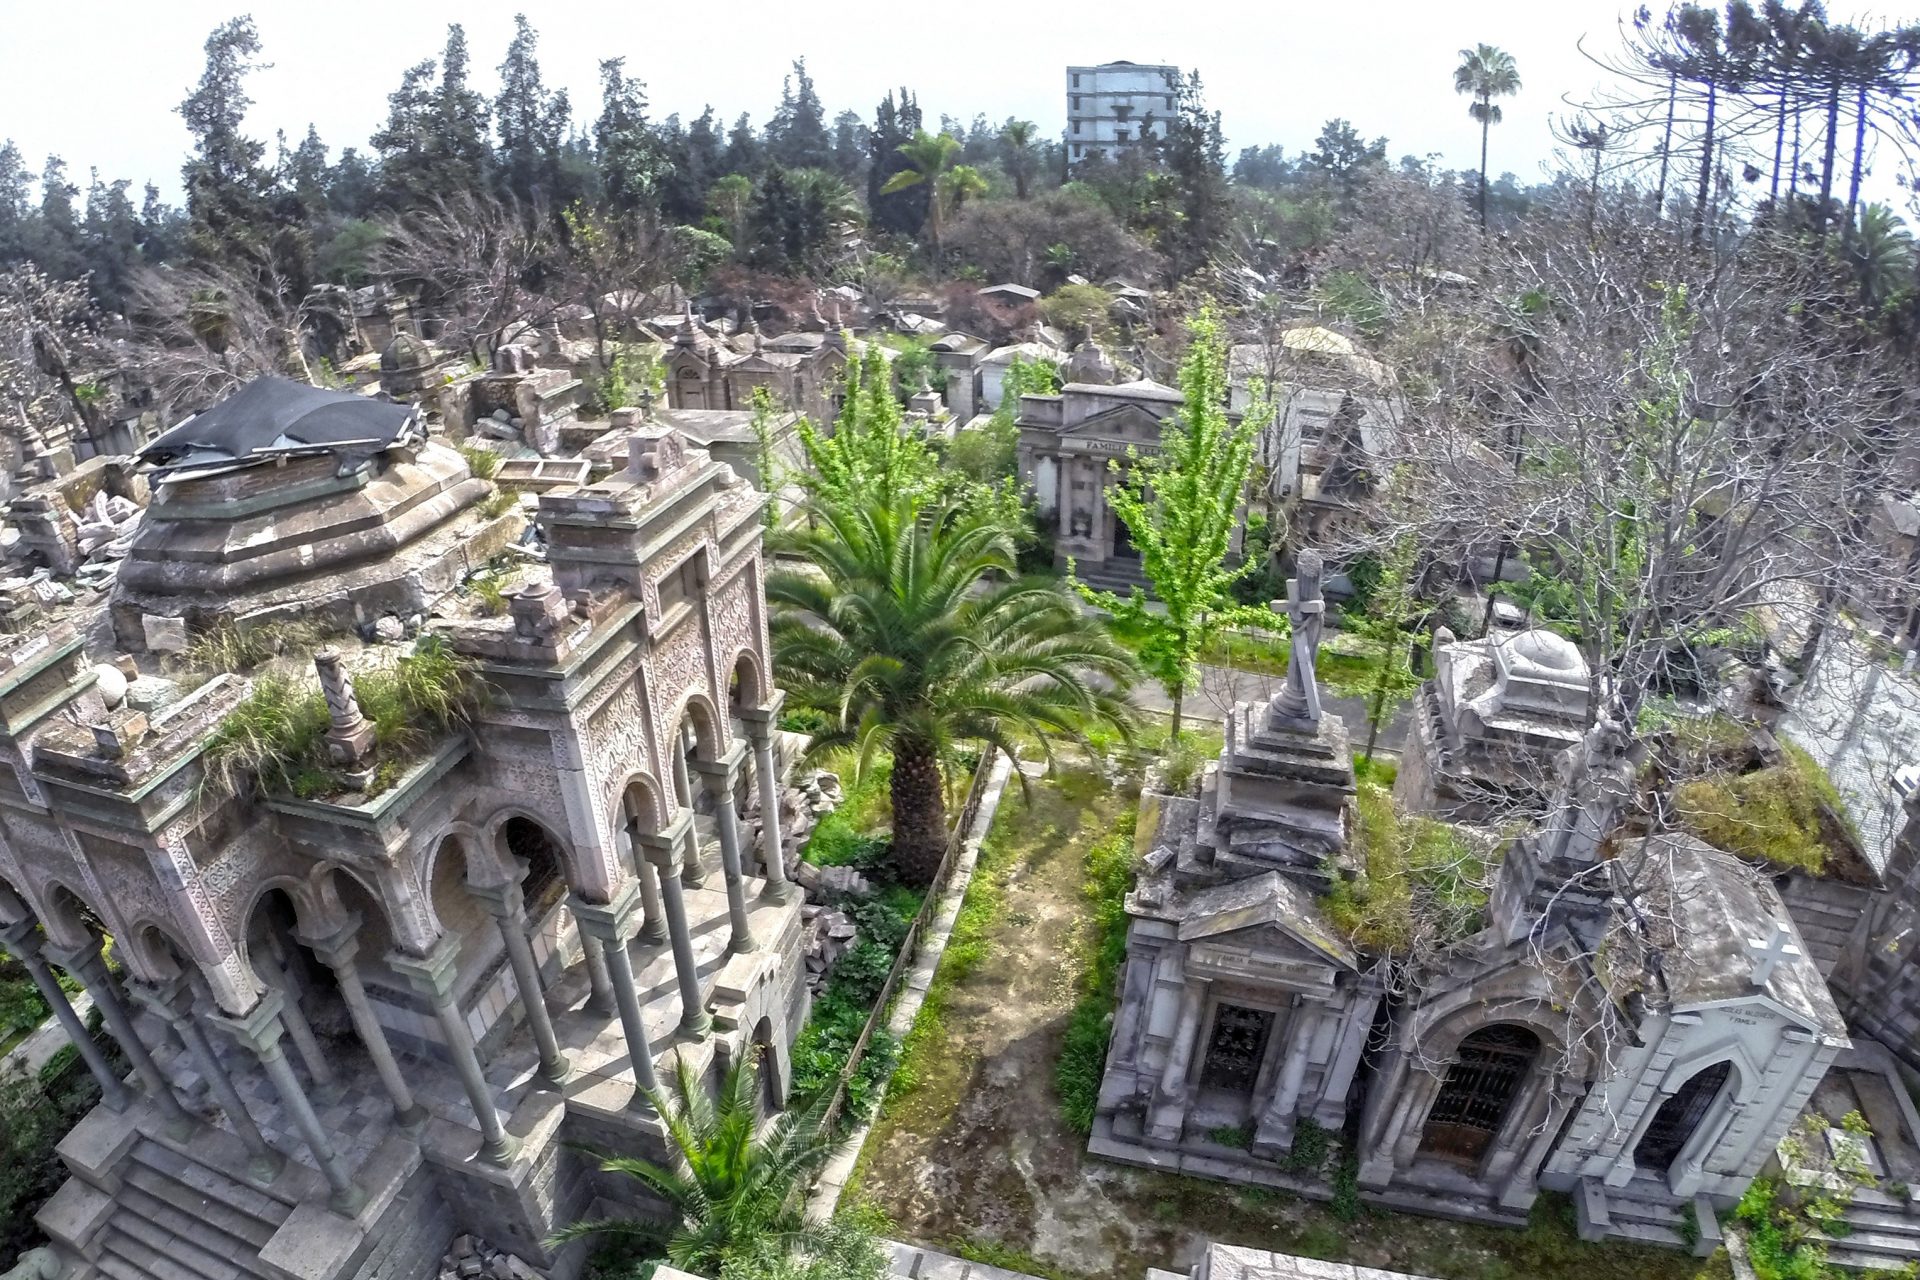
[1746,922,1802,988]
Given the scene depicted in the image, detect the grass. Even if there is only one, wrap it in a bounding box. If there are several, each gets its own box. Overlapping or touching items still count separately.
[170,618,323,677]
[476,485,520,519]
[1673,741,1855,875]
[1325,782,1490,952]
[456,441,500,480]
[1097,610,1410,707]
[800,754,894,868]
[1058,808,1138,1133]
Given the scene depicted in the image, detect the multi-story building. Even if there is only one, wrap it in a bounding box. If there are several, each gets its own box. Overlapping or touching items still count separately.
[1065,61,1179,165]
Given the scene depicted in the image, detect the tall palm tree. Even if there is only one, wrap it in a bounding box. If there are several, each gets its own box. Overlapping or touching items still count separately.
[770,498,1137,884]
[1001,119,1040,199]
[1454,44,1522,229]
[549,1049,842,1276]
[879,129,963,273]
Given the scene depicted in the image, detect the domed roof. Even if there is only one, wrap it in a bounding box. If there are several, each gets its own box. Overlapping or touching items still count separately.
[380,332,431,371]
[1502,627,1583,673]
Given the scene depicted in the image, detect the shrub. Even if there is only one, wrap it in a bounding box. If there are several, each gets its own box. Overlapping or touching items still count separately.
[456,441,500,481]
[1286,1115,1330,1172]
[1674,742,1850,875]
[1325,783,1488,952]
[1057,811,1138,1133]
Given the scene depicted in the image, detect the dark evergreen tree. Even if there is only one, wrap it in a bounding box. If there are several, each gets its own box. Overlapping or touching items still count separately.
[1155,72,1229,279]
[282,126,331,220]
[81,171,142,309]
[1233,144,1294,189]
[34,156,83,280]
[327,149,380,219]
[1306,117,1387,215]
[595,57,656,217]
[0,141,34,266]
[829,109,870,181]
[176,16,276,265]
[494,14,571,204]
[766,59,832,170]
[138,183,186,266]
[724,112,762,176]
[867,89,926,237]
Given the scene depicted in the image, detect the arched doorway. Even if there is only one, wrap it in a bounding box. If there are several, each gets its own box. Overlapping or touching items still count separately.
[1420,1024,1540,1165]
[1635,1061,1733,1173]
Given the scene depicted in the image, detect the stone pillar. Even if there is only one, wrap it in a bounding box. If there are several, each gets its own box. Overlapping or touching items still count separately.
[628,818,670,945]
[577,931,617,1015]
[314,646,376,786]
[742,707,795,904]
[671,736,709,889]
[258,933,334,1089]
[132,976,283,1182]
[0,922,129,1111]
[45,938,193,1136]
[212,992,364,1215]
[692,745,756,954]
[572,884,662,1110]
[637,815,711,1039]
[469,880,571,1088]
[299,918,426,1130]
[1147,982,1206,1143]
[1253,1003,1317,1156]
[388,938,518,1165]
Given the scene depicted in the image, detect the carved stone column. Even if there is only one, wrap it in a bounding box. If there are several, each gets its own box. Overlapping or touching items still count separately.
[314,646,377,787]
[45,938,193,1137]
[1147,980,1207,1143]
[625,817,669,945]
[298,917,426,1130]
[468,880,571,1088]
[212,992,363,1215]
[258,931,334,1089]
[572,884,662,1110]
[388,938,518,1164]
[0,922,128,1111]
[742,712,795,903]
[132,975,283,1181]
[691,745,756,954]
[636,815,711,1039]
[577,932,617,1014]
[670,734,709,889]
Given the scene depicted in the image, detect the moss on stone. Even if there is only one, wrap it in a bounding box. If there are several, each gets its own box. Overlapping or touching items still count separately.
[1673,742,1851,875]
[1326,782,1489,953]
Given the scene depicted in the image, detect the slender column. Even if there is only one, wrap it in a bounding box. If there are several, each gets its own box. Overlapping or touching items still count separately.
[299,918,426,1130]
[388,938,518,1164]
[1147,979,1206,1143]
[258,933,334,1089]
[693,746,756,954]
[638,815,711,1039]
[469,881,571,1088]
[212,992,363,1215]
[576,930,617,1015]
[47,938,193,1136]
[572,884,662,1110]
[628,819,669,945]
[672,738,709,888]
[743,707,795,903]
[133,976,283,1182]
[0,922,129,1111]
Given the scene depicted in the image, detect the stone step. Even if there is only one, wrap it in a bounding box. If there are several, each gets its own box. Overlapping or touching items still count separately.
[1817,1228,1920,1268]
[105,1211,261,1280]
[129,1138,305,1221]
[99,1226,239,1280]
[137,1121,321,1209]
[120,1169,279,1250]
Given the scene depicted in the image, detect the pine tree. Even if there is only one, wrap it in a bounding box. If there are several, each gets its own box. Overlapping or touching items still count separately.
[1074,308,1273,741]
[767,59,833,170]
[1156,72,1229,278]
[81,171,143,309]
[595,58,656,217]
[867,89,926,237]
[34,156,83,281]
[494,14,570,203]
[176,16,276,265]
[0,142,34,266]
[724,113,762,176]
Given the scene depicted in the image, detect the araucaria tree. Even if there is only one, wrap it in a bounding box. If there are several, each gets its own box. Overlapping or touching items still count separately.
[1077,309,1274,740]
[1454,43,1521,229]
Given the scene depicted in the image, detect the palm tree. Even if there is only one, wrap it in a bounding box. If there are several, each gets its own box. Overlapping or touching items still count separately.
[880,129,963,273]
[1454,44,1521,229]
[1001,119,1040,199]
[1852,203,1916,307]
[770,497,1138,884]
[550,1048,842,1276]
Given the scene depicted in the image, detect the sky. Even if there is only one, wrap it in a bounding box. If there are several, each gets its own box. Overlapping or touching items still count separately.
[5,0,1919,211]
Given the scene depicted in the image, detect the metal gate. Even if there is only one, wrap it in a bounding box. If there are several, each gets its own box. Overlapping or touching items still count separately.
[1200,1003,1275,1094]
[1420,1024,1539,1164]
[1635,1060,1731,1172]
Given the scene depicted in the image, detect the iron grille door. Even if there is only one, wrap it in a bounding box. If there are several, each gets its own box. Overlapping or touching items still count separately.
[1421,1025,1539,1164]
[1200,1003,1276,1093]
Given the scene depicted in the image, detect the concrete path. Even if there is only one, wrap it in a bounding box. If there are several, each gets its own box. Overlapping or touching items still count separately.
[1,989,92,1078]
[810,752,1018,1219]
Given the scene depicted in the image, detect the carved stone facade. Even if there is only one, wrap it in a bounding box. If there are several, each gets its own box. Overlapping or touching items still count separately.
[0,379,806,1280]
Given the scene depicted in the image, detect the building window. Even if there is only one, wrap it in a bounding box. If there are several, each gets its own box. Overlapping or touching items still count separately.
[1115,128,1130,144]
[1072,73,1081,87]
[1072,96,1082,111]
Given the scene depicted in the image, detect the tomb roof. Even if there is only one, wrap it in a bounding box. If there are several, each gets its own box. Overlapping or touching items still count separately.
[141,376,416,474]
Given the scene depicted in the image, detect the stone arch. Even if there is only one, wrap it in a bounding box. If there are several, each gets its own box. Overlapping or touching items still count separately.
[617,771,669,838]
[35,878,103,951]
[309,863,401,963]
[1418,1023,1543,1167]
[668,691,727,762]
[231,878,325,987]
[479,806,589,891]
[122,921,190,983]
[498,817,573,920]
[1635,1057,1737,1175]
[728,650,767,714]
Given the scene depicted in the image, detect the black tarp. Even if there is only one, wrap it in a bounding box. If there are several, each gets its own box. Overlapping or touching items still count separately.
[141,376,415,470]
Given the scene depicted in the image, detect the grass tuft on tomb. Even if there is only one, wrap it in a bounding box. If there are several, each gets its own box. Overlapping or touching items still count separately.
[1326,782,1490,953]
[456,441,500,481]
[169,618,325,677]
[201,635,486,802]
[1672,742,1852,876]
[1058,800,1138,1134]
[475,485,520,520]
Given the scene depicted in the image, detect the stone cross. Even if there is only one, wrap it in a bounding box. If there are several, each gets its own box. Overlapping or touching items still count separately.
[1271,549,1326,725]
[1746,922,1802,988]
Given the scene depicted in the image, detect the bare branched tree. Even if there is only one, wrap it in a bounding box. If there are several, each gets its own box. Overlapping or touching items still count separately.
[374,189,556,364]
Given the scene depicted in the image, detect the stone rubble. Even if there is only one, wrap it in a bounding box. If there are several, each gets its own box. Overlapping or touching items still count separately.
[438,1234,544,1280]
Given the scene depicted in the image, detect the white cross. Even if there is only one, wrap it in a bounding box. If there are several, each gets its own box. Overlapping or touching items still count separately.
[1746,923,1802,988]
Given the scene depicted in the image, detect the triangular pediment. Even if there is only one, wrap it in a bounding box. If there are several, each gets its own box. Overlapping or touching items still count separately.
[1058,403,1170,443]
[1177,871,1357,970]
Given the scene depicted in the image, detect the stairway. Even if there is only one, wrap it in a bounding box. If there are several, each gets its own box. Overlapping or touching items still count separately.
[91,1134,304,1280]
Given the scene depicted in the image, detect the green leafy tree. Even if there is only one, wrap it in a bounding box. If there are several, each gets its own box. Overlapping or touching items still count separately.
[1306,119,1387,219]
[708,173,754,253]
[1076,308,1272,740]
[950,353,1059,484]
[1344,539,1425,761]
[1454,44,1522,229]
[879,129,963,272]
[550,1049,843,1276]
[770,495,1136,883]
[794,343,938,512]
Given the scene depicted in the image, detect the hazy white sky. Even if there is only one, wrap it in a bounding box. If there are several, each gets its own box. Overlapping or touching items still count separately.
[5,0,1918,208]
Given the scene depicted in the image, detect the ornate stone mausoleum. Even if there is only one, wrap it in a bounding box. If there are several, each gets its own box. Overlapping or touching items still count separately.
[1094,552,1908,1259]
[0,378,809,1280]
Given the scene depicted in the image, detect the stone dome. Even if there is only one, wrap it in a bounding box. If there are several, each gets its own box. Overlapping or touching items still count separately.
[1502,627,1584,674]
[380,332,431,372]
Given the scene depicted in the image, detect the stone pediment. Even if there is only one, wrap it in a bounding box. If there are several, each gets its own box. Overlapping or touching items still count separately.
[1055,404,1170,453]
[1177,871,1357,976]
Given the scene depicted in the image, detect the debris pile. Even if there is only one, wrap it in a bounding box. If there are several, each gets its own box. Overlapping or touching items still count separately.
[438,1235,542,1280]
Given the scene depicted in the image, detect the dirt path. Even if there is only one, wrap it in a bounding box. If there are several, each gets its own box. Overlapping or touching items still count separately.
[850,766,1732,1280]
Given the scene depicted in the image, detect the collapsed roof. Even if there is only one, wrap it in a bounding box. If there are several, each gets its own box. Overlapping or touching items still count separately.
[140,376,418,473]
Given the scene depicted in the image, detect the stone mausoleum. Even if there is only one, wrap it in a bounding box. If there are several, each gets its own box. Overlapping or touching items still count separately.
[0,377,810,1280]
[1094,551,1920,1262]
